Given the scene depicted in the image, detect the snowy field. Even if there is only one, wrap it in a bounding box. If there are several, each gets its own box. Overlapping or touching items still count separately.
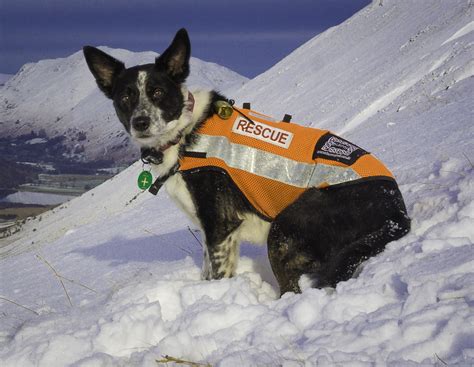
[1,1,473,366]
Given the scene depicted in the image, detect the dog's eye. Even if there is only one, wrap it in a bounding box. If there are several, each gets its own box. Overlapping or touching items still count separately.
[152,88,164,100]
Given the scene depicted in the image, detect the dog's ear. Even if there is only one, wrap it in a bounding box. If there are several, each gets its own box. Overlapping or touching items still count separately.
[83,46,125,99]
[155,28,191,84]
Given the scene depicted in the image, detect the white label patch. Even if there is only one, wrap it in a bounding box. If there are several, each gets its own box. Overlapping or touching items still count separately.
[232,116,293,149]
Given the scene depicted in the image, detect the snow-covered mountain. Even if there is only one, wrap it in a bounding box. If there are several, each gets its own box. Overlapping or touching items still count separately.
[0,48,247,163]
[0,74,12,87]
[1,1,473,366]
[240,2,473,123]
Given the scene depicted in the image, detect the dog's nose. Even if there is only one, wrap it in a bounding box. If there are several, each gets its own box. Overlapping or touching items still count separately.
[132,116,151,132]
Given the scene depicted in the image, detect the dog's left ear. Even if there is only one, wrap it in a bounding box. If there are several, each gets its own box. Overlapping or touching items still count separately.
[83,46,125,99]
[155,28,191,84]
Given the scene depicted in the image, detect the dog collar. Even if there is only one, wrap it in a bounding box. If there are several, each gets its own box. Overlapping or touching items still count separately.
[140,131,184,165]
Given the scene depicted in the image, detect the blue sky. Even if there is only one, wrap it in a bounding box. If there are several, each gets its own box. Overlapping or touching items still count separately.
[0,0,370,78]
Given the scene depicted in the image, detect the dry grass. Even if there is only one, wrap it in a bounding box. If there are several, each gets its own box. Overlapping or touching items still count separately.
[156,355,212,367]
[0,205,54,221]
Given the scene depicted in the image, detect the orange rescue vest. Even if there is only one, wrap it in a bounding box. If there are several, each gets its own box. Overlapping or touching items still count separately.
[180,107,394,220]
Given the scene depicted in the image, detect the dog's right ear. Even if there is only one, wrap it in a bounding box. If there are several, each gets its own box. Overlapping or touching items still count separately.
[83,46,125,99]
[155,28,191,84]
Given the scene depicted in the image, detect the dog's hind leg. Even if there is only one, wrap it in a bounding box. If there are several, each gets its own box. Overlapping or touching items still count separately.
[267,187,337,295]
[267,180,410,295]
[267,223,317,295]
[315,216,410,288]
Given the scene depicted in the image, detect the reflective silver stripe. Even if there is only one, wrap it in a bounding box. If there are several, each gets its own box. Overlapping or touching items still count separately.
[308,164,360,187]
[186,134,361,188]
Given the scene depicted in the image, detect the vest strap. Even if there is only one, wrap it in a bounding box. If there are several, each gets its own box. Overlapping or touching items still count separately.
[148,164,180,195]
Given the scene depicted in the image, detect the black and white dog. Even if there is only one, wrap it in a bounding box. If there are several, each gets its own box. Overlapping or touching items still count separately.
[83,29,410,295]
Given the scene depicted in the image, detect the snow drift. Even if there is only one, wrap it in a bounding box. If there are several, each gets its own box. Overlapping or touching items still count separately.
[1,0,473,365]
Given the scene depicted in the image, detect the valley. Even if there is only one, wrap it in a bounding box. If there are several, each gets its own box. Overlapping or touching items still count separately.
[0,130,127,235]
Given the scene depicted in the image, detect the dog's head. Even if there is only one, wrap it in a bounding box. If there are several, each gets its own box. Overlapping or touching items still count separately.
[83,29,192,149]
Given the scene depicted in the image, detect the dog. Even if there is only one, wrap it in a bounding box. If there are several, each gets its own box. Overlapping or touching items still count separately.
[83,29,410,295]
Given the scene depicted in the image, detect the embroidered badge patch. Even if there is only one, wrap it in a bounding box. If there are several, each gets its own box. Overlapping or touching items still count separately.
[232,116,293,149]
[313,133,368,165]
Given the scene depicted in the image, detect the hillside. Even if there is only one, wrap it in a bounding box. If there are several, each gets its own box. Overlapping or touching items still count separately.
[232,0,473,179]
[0,48,247,164]
[0,1,473,365]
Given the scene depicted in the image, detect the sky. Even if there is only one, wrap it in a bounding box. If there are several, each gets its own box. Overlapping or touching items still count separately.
[0,0,370,78]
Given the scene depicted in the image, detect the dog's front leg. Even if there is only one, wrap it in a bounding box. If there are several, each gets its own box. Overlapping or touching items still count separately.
[201,233,239,280]
[201,245,212,280]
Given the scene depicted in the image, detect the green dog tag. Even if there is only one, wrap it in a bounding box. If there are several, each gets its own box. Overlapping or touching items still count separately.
[137,171,153,190]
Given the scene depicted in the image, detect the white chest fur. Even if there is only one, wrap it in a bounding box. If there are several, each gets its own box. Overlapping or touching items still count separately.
[164,173,201,227]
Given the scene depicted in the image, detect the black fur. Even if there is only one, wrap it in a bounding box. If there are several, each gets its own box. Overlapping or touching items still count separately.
[268,179,410,294]
[155,28,191,84]
[83,46,125,98]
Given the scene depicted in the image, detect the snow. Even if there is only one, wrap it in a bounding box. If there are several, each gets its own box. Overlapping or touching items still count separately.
[1,1,473,366]
[24,138,48,145]
[1,191,75,206]
[442,20,474,45]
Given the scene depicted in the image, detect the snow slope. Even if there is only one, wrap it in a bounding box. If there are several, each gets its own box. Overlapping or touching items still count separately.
[1,1,473,365]
[232,1,473,147]
[0,48,247,163]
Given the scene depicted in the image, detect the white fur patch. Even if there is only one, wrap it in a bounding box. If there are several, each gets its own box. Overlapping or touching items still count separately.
[149,144,180,178]
[201,244,211,280]
[131,72,165,137]
[164,173,200,227]
[213,235,239,277]
[236,213,271,245]
[298,274,316,291]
